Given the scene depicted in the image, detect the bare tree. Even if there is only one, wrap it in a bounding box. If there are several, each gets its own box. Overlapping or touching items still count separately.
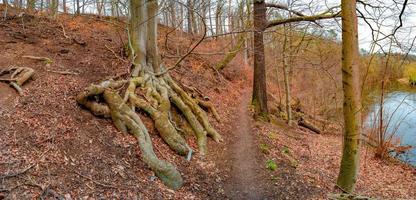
[337,0,362,193]
[250,0,339,116]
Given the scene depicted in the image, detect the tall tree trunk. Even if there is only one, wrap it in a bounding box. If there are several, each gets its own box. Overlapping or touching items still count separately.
[199,0,207,34]
[63,0,66,13]
[215,1,223,35]
[96,0,103,16]
[129,0,147,73]
[81,0,85,14]
[49,0,57,15]
[111,0,116,17]
[208,0,214,35]
[75,0,80,15]
[3,0,8,6]
[186,0,193,34]
[191,0,198,34]
[168,1,176,27]
[282,24,293,125]
[252,0,268,116]
[337,0,361,193]
[147,0,160,73]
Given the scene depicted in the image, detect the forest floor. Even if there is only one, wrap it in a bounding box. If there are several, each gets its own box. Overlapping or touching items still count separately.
[1,6,416,200]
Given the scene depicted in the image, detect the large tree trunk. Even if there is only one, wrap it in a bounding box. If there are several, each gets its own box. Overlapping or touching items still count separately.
[78,0,221,190]
[147,0,160,73]
[252,0,268,116]
[336,0,361,193]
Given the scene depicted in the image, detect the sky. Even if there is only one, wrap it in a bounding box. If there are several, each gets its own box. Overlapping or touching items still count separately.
[302,0,416,54]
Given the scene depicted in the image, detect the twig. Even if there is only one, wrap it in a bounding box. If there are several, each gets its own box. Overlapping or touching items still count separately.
[22,55,53,63]
[155,0,207,76]
[46,69,80,75]
[0,163,36,179]
[104,44,128,63]
[73,171,119,189]
[60,22,70,39]
[0,78,16,82]
[0,149,50,179]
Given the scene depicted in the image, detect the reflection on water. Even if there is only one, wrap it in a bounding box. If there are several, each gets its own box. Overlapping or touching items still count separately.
[365,92,416,166]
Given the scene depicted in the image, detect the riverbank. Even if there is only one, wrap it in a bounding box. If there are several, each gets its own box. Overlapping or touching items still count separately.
[254,118,416,199]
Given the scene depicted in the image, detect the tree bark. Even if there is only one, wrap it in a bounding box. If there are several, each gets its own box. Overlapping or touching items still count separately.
[147,0,160,73]
[76,0,80,15]
[186,0,193,34]
[129,0,147,73]
[336,0,361,193]
[252,0,268,116]
[282,24,293,125]
[78,0,221,190]
[63,0,66,13]
[215,1,223,36]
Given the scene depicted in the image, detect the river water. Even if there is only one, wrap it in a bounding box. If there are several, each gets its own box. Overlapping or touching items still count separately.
[365,92,416,166]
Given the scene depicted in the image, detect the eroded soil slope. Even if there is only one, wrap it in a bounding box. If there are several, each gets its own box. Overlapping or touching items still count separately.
[0,8,248,199]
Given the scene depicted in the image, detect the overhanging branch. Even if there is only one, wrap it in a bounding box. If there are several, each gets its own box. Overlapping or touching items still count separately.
[266,11,340,28]
[265,3,305,17]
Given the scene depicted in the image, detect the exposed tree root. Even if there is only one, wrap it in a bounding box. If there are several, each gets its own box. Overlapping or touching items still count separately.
[0,66,34,95]
[77,72,222,189]
[22,55,53,64]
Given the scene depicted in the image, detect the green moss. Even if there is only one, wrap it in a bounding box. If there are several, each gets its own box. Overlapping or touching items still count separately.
[267,132,279,140]
[259,143,270,154]
[281,146,290,154]
[266,160,278,171]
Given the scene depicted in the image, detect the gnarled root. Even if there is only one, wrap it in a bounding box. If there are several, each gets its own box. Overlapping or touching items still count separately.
[0,66,35,95]
[76,73,222,189]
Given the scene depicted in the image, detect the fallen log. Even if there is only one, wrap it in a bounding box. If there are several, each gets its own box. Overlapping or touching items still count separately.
[0,66,34,95]
[298,118,322,134]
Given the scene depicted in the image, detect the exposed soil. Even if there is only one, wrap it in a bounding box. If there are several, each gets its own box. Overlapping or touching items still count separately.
[223,89,265,199]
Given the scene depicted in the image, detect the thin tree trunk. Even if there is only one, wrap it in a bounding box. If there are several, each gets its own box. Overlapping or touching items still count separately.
[186,0,193,33]
[337,0,361,193]
[76,0,80,15]
[208,0,214,36]
[191,0,198,34]
[282,24,293,125]
[215,1,223,36]
[252,0,268,116]
[111,0,116,16]
[63,0,66,13]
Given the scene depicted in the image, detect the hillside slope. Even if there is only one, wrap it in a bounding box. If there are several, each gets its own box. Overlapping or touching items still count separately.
[0,8,247,199]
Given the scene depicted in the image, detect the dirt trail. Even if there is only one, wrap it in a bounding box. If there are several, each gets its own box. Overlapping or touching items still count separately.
[224,89,267,200]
